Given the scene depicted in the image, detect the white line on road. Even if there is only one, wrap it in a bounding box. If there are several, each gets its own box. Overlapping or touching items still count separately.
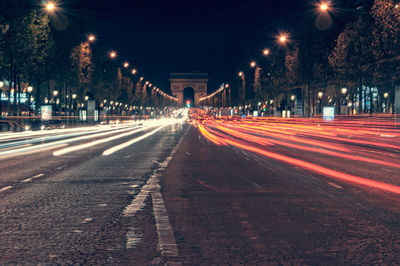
[328,182,343,189]
[82,218,93,224]
[0,186,13,192]
[123,125,190,262]
[21,173,45,183]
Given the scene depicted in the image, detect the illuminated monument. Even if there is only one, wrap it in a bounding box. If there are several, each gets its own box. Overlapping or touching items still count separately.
[170,73,208,107]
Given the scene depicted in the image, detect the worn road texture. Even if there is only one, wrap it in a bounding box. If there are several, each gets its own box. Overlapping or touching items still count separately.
[161,127,400,265]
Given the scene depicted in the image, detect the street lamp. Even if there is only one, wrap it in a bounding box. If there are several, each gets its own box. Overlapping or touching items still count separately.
[53,90,59,116]
[88,34,96,42]
[263,49,270,56]
[384,92,390,113]
[250,61,256,68]
[278,34,288,44]
[45,1,56,12]
[318,92,323,114]
[123,62,129,68]
[109,51,117,59]
[238,71,244,77]
[131,69,137,75]
[319,2,329,12]
[27,86,33,116]
[341,88,348,95]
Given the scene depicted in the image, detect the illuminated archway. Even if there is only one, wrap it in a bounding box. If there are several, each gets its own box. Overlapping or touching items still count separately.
[170,73,208,106]
[183,87,195,107]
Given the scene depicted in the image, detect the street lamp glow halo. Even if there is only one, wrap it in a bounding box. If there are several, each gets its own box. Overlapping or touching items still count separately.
[46,2,56,12]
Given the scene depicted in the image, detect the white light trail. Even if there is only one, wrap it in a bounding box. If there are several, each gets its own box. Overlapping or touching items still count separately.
[102,125,166,156]
[0,125,141,160]
[53,126,151,156]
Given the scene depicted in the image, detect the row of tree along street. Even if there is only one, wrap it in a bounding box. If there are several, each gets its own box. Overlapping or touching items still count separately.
[206,0,400,116]
[0,0,177,120]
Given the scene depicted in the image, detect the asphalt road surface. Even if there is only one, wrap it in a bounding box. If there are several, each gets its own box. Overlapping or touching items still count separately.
[157,115,400,264]
[1,114,400,264]
[0,118,188,264]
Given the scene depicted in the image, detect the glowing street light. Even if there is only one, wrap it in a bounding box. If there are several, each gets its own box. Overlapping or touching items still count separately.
[109,51,117,59]
[27,86,33,94]
[238,71,244,77]
[72,94,77,100]
[123,62,129,68]
[250,61,256,68]
[84,96,89,101]
[131,69,137,75]
[278,34,288,44]
[263,49,270,56]
[319,2,329,12]
[46,2,56,12]
[88,34,96,42]
[318,92,323,98]
[53,90,59,97]
[384,92,389,99]
[341,88,348,95]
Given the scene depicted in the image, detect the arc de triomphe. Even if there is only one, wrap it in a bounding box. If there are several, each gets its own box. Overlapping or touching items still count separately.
[170,73,208,106]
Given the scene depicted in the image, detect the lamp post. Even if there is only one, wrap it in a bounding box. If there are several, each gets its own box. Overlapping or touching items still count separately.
[341,88,348,115]
[0,81,3,117]
[318,92,323,114]
[71,94,77,122]
[384,92,389,113]
[53,90,59,118]
[27,86,33,116]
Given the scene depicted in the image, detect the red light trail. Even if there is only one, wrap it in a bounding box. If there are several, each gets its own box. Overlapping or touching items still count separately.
[195,115,400,195]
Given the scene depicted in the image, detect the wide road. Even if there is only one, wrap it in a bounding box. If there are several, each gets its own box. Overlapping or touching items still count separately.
[157,115,400,264]
[1,113,400,264]
[0,116,188,264]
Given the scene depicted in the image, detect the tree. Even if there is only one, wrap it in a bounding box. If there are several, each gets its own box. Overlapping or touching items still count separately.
[70,41,93,100]
[329,11,376,113]
[24,11,54,113]
[371,0,400,113]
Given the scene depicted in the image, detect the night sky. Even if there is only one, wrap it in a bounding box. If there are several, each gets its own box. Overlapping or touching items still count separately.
[4,0,367,93]
[66,0,308,92]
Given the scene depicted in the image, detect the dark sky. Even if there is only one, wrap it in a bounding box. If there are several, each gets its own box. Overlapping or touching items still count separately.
[66,0,308,92]
[2,0,372,93]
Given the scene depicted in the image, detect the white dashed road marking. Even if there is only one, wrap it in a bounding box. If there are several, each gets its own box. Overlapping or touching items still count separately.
[0,186,13,192]
[123,125,190,263]
[328,182,343,189]
[82,218,93,224]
